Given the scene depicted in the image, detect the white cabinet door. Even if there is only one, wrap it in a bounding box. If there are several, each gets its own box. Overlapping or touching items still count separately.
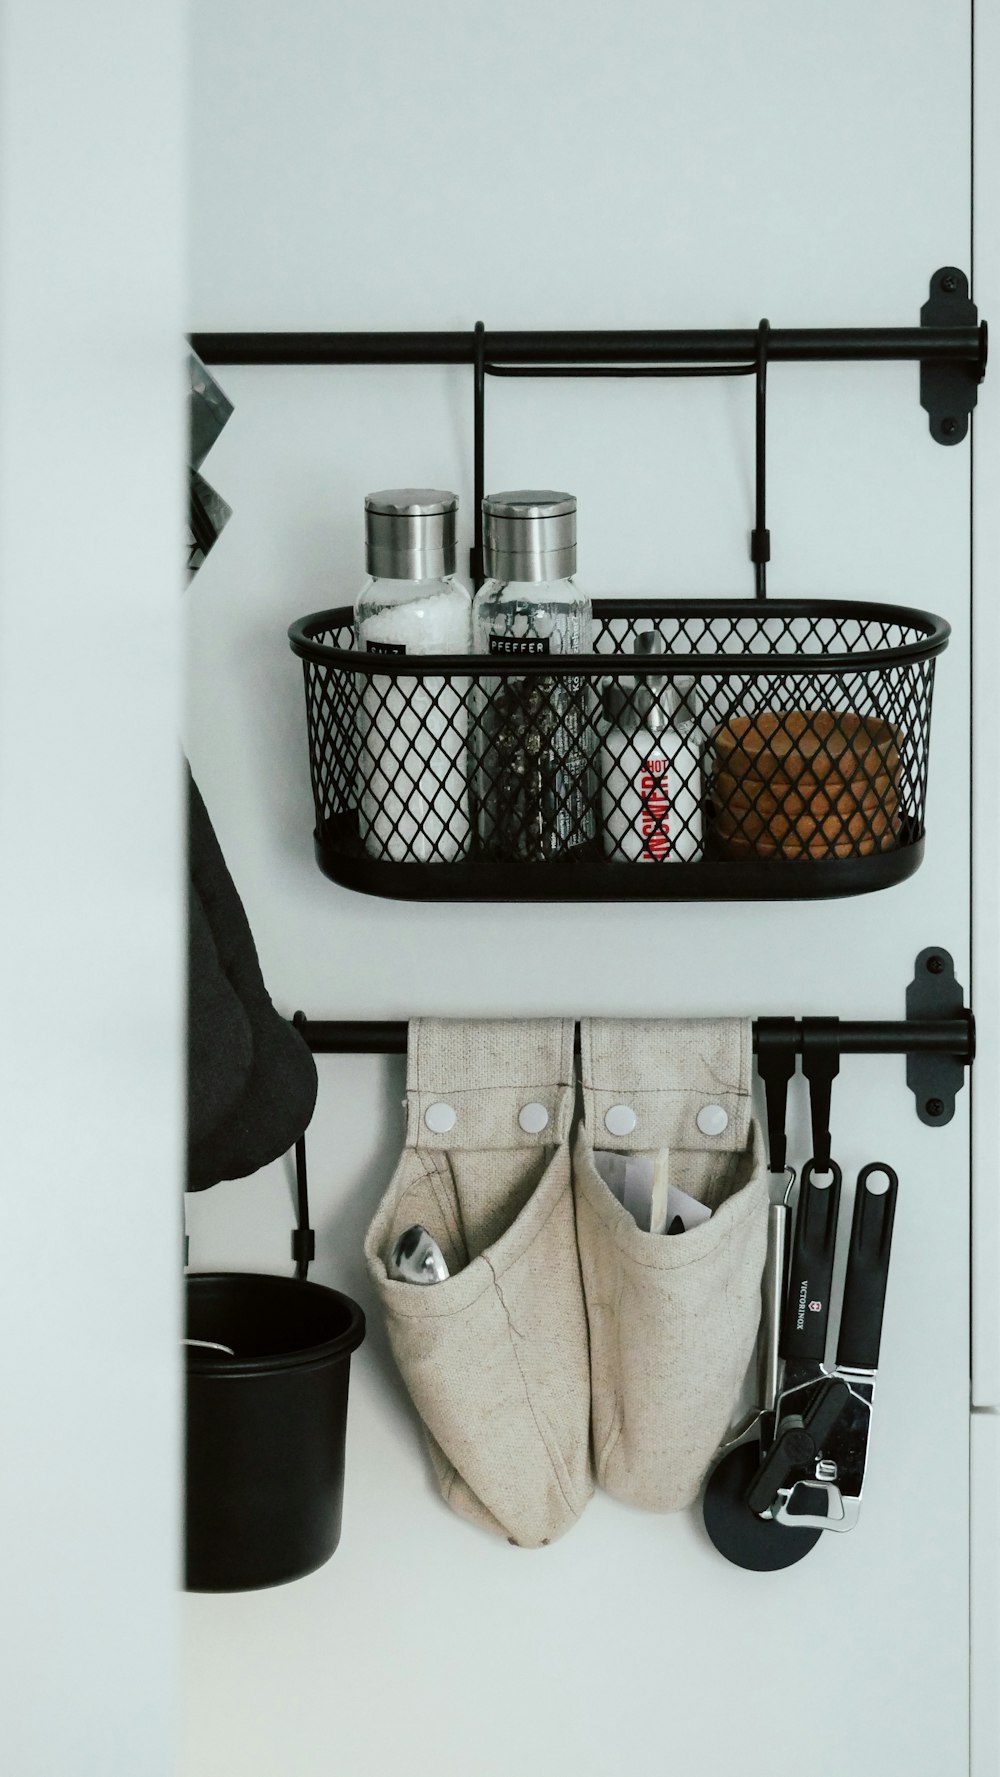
[0,5,186,1775]
[184,6,978,1773]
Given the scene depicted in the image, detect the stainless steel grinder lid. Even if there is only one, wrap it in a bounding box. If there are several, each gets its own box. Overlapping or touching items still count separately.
[482,490,576,583]
[364,488,458,580]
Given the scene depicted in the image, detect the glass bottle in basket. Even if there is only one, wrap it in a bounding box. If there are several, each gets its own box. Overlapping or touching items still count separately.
[472,491,597,861]
[354,490,472,863]
[600,631,704,862]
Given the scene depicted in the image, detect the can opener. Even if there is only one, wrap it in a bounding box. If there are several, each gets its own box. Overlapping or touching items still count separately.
[703,1158,898,1569]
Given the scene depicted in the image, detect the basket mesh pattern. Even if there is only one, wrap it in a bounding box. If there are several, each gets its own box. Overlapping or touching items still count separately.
[295,605,938,875]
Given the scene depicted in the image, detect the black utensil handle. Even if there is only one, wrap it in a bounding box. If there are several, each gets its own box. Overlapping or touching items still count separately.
[836,1163,899,1370]
[782,1159,843,1362]
[745,1377,851,1514]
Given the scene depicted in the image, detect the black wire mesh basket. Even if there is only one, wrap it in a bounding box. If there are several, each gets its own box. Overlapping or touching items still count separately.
[288,598,948,902]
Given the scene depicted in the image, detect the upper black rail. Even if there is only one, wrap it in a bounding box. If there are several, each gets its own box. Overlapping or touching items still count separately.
[190,325,987,370]
[193,273,986,605]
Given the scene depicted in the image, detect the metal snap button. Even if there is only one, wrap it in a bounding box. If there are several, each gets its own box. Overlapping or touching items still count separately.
[518,1102,550,1134]
[604,1104,637,1137]
[424,1102,457,1134]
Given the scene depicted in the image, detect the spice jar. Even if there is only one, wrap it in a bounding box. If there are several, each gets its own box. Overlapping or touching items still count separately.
[355,490,472,862]
[472,491,596,861]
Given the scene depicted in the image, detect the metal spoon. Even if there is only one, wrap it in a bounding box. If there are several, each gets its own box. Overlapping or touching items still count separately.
[388,1224,450,1285]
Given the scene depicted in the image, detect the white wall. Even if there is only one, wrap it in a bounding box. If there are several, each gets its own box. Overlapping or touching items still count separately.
[184,6,974,1774]
[971,7,1000,1773]
[0,5,186,1773]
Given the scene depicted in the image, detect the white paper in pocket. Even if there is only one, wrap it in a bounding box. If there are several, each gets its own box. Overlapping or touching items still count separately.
[593,1149,713,1234]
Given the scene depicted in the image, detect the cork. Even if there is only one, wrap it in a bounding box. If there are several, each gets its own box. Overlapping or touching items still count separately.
[708,709,903,860]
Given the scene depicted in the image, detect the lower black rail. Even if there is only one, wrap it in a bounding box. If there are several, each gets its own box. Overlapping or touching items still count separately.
[293,1014,973,1060]
[286,947,972,1268]
[291,945,980,1165]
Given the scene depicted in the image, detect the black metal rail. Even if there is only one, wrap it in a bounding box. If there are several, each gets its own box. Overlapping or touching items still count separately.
[293,1015,974,1061]
[192,271,987,626]
[190,324,986,370]
[290,997,973,1187]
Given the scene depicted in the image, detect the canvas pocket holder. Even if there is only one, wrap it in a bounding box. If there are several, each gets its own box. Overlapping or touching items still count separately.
[364,1018,593,1546]
[574,1017,769,1513]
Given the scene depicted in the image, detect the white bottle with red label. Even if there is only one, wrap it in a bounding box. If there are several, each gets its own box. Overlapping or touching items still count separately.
[600,633,703,862]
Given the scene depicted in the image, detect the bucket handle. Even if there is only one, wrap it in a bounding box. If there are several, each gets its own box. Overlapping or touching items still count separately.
[183,1124,316,1282]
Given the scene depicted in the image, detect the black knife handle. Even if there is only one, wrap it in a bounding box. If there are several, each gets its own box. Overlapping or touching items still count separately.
[836,1163,898,1370]
[782,1159,842,1362]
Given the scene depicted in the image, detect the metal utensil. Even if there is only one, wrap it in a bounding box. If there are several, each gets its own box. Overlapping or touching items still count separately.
[388,1224,450,1285]
[704,1160,841,1569]
[719,1167,794,1451]
[768,1162,898,1532]
[704,1159,898,1569]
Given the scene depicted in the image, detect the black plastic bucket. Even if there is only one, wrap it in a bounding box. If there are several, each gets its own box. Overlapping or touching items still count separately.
[184,1272,366,1592]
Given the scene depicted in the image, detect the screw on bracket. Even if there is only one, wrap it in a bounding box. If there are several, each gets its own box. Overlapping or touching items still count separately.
[925,1098,945,1118]
[941,273,959,293]
[927,954,945,974]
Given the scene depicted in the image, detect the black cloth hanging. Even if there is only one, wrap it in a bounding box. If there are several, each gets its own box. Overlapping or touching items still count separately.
[187,768,317,1191]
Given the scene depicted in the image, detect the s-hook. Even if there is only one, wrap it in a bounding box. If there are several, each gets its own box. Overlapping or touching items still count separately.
[471,320,486,589]
[290,1011,317,1279]
[755,1016,798,1172]
[752,318,770,600]
[800,1017,840,1174]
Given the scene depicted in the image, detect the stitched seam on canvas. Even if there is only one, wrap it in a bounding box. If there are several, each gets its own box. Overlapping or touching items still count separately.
[485,1251,576,1520]
[596,1260,628,1474]
[407,1019,574,1094]
[387,1152,572,1319]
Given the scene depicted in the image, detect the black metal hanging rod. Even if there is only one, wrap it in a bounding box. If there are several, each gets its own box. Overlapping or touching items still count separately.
[191,325,986,370]
[292,1015,973,1061]
[289,954,971,1157]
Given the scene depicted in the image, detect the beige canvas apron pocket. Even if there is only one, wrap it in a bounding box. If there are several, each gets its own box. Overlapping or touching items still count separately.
[574,1018,769,1512]
[364,1018,592,1546]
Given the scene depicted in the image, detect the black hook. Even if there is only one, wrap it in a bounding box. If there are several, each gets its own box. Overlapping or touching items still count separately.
[471,320,486,589]
[291,1011,316,1281]
[751,318,770,600]
[292,1134,316,1281]
[755,1016,798,1172]
[800,1016,840,1173]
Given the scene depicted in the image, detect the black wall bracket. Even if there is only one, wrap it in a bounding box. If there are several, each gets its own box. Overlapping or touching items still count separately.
[906,946,973,1125]
[920,267,986,444]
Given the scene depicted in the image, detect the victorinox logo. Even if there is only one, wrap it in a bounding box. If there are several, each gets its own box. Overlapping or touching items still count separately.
[796,1281,824,1329]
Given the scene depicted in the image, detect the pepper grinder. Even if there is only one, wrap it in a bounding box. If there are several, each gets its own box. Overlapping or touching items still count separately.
[471,491,596,861]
